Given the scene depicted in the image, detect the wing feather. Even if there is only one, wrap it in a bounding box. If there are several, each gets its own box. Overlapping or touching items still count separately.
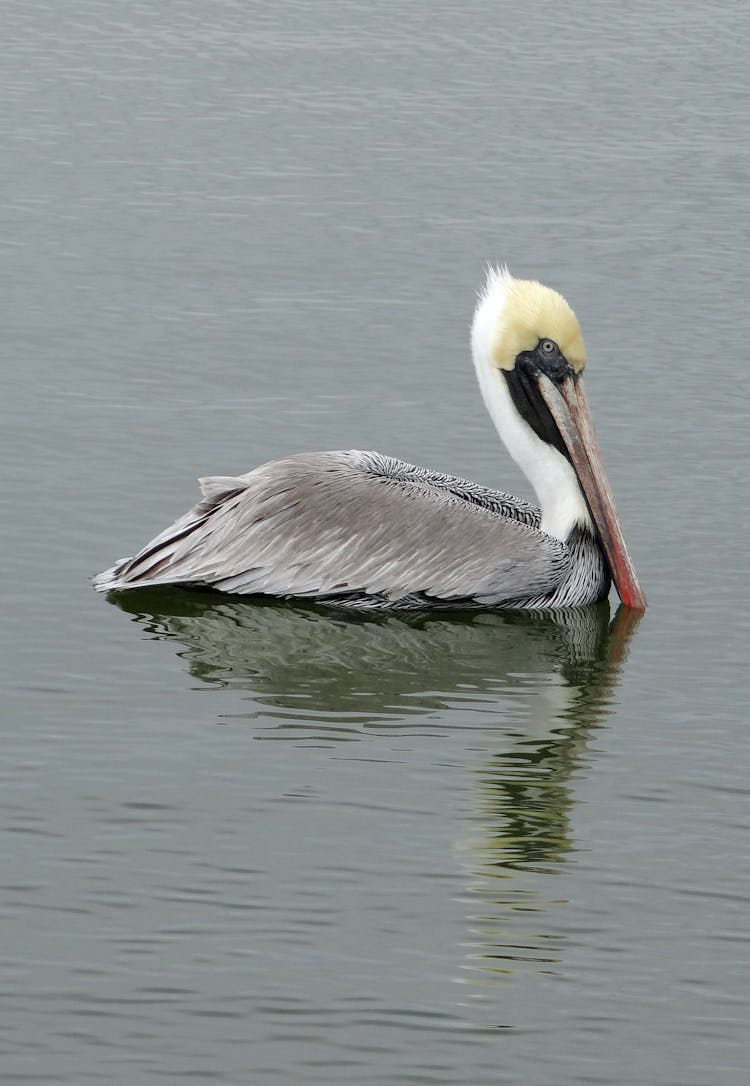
[94,451,567,606]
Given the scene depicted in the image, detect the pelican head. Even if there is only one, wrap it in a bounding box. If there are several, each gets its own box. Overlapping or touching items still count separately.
[471,267,645,611]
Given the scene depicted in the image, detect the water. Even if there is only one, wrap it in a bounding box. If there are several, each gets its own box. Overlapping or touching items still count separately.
[2,1,749,1083]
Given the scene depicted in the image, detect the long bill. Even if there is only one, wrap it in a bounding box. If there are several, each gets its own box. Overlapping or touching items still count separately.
[538,373,647,611]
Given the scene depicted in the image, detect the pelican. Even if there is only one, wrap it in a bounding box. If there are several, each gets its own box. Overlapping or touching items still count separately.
[94,269,646,611]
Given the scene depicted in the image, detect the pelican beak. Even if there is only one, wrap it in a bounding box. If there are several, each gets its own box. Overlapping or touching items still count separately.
[538,374,646,611]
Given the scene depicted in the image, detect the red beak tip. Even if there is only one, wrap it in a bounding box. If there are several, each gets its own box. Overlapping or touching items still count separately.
[621,589,647,612]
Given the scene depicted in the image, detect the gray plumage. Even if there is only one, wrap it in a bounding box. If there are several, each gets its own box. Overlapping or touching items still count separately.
[94,450,609,608]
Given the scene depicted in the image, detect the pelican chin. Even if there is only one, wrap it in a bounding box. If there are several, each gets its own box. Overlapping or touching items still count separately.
[95,268,646,611]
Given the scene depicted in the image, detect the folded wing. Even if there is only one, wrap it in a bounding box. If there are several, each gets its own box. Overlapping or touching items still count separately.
[94,450,568,606]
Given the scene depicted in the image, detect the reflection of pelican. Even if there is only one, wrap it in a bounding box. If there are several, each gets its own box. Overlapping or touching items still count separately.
[112,591,640,988]
[95,270,645,610]
[110,589,639,731]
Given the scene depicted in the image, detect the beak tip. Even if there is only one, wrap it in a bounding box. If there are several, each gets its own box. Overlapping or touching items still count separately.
[618,584,647,612]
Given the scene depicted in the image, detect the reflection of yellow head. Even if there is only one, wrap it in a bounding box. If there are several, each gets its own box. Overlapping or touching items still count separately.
[485,268,587,373]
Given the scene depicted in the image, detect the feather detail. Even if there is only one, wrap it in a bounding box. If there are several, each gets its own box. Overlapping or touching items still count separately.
[93,450,578,607]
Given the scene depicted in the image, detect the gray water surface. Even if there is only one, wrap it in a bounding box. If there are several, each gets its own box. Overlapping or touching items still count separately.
[2,2,749,1084]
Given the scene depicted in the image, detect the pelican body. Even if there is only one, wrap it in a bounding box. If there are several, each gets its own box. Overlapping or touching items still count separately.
[95,270,645,611]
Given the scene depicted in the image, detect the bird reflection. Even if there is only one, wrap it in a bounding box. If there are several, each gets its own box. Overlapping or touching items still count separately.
[109,589,633,729]
[108,590,640,985]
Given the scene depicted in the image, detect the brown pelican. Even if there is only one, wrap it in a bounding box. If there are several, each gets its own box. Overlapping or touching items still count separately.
[95,269,646,611]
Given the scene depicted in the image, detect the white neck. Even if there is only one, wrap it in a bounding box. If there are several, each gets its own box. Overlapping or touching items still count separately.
[471,289,591,542]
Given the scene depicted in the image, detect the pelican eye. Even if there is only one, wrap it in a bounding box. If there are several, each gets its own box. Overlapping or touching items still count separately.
[539,338,557,355]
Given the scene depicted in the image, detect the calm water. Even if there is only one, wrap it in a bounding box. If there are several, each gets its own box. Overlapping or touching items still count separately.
[2,1,749,1083]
